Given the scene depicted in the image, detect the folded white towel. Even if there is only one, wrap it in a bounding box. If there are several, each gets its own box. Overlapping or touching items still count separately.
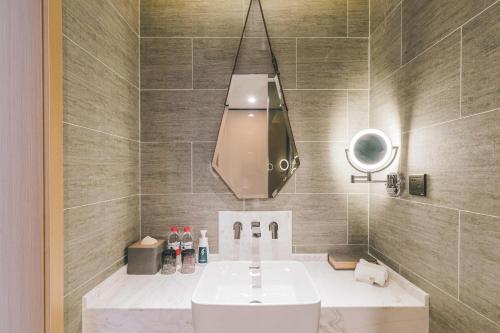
[354,259,388,286]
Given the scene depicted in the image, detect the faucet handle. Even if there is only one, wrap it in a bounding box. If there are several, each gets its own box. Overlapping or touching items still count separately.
[269,221,278,239]
[233,221,242,239]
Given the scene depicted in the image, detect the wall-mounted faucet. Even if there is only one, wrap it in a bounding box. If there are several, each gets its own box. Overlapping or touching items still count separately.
[269,221,278,239]
[251,221,261,238]
[233,221,242,239]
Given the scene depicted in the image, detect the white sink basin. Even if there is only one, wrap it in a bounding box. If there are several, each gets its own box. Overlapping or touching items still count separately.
[192,261,321,333]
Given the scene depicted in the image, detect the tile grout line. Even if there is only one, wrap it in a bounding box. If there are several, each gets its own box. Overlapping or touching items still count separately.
[190,142,194,193]
[382,107,500,139]
[459,27,463,119]
[64,194,140,211]
[371,245,500,329]
[139,3,142,239]
[402,0,499,67]
[63,34,139,90]
[106,0,139,37]
[372,192,500,220]
[400,2,403,66]
[64,121,140,143]
[399,263,500,329]
[368,0,371,251]
[191,38,194,89]
[64,256,126,298]
[141,140,349,144]
[295,38,298,88]
[346,193,349,243]
[346,0,349,37]
[140,192,370,196]
[374,0,493,92]
[141,88,226,91]
[139,88,370,92]
[457,211,461,300]
[140,36,370,39]
[346,90,350,140]
[370,0,402,36]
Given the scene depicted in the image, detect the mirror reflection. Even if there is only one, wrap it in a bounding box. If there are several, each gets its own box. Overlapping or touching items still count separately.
[212,74,299,199]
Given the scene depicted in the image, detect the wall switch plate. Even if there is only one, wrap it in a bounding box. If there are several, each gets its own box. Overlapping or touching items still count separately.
[409,174,426,196]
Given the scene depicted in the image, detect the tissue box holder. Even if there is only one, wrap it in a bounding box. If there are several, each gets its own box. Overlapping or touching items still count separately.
[127,239,165,275]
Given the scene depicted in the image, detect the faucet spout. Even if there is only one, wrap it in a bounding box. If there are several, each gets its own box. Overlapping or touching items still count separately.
[233,221,242,239]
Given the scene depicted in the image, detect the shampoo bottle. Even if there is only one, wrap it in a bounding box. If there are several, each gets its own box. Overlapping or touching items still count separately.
[198,230,209,264]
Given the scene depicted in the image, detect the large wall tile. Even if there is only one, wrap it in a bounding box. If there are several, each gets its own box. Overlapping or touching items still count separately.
[193,38,296,90]
[193,142,230,194]
[348,194,368,244]
[64,124,139,208]
[401,267,500,333]
[63,40,139,141]
[287,90,347,141]
[140,38,192,89]
[64,196,139,293]
[462,2,500,116]
[297,38,368,89]
[245,193,348,246]
[140,90,225,142]
[64,259,125,333]
[260,0,347,37]
[63,0,139,84]
[370,4,401,86]
[140,0,244,37]
[368,247,400,272]
[400,109,500,217]
[193,38,238,89]
[369,195,403,261]
[370,0,400,33]
[401,0,494,63]
[295,142,367,193]
[109,0,139,34]
[348,0,369,37]
[347,90,369,140]
[460,212,500,325]
[141,143,192,194]
[370,195,459,295]
[295,244,366,254]
[141,194,243,252]
[371,31,461,135]
[236,38,297,89]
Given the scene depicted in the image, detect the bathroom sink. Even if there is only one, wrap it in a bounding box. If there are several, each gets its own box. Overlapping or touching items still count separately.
[192,261,321,333]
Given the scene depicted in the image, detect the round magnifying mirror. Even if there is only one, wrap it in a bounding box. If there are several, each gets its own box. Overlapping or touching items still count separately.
[348,129,393,172]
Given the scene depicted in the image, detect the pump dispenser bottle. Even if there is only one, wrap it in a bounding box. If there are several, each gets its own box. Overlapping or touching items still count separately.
[198,230,209,264]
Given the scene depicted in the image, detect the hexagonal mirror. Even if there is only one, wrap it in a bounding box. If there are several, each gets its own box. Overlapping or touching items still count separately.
[212,0,299,199]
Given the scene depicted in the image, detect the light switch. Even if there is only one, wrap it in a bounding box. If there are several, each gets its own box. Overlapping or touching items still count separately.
[409,174,426,196]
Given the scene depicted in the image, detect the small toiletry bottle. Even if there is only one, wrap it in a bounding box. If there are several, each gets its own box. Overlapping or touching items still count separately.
[198,230,209,264]
[167,226,181,267]
[180,227,193,250]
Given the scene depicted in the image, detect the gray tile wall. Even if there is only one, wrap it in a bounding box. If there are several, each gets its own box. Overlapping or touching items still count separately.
[140,0,370,253]
[370,0,500,331]
[63,0,140,332]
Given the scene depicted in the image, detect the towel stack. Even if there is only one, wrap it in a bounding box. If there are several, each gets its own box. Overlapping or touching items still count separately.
[354,259,388,286]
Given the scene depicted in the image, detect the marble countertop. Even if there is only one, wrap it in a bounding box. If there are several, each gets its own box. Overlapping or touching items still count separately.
[84,255,428,311]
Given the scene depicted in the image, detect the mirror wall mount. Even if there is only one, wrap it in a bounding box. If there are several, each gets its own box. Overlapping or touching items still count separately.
[345,129,404,197]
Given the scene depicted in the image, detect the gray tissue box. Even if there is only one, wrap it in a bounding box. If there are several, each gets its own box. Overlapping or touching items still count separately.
[127,239,165,275]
